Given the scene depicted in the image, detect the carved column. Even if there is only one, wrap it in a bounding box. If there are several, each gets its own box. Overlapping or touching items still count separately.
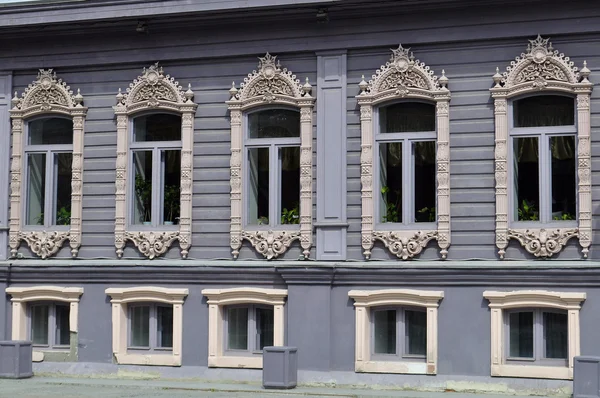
[299,103,313,258]
[114,113,128,258]
[70,113,85,257]
[576,93,592,257]
[493,97,508,259]
[229,107,243,258]
[179,111,194,258]
[9,115,23,258]
[359,103,374,258]
[436,99,450,259]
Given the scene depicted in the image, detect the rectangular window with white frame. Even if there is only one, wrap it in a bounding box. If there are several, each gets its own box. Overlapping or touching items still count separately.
[375,102,436,226]
[510,95,576,224]
[128,303,174,351]
[371,307,427,361]
[24,117,73,227]
[224,305,274,355]
[245,108,300,227]
[29,302,71,349]
[130,113,181,227]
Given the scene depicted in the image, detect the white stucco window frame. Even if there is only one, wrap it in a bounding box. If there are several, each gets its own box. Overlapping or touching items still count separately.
[114,63,197,260]
[491,35,592,259]
[356,45,451,260]
[348,289,444,375]
[227,53,315,260]
[9,70,87,259]
[105,286,188,366]
[201,287,287,369]
[484,290,585,380]
[6,285,83,362]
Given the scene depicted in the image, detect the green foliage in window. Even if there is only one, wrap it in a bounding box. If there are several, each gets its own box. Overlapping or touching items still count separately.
[56,206,71,226]
[135,174,152,222]
[518,199,539,221]
[381,186,401,223]
[164,185,180,223]
[417,206,436,223]
[281,204,299,225]
[258,216,269,225]
[35,212,44,226]
[553,212,575,221]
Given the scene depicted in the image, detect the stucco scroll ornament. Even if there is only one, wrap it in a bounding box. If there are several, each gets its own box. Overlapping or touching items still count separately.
[18,231,70,260]
[507,228,579,258]
[373,231,439,260]
[123,231,181,260]
[241,230,301,260]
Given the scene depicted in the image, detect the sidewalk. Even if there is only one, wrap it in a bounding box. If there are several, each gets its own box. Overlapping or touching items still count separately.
[0,376,556,398]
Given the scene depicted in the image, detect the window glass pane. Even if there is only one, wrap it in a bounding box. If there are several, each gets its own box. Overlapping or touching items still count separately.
[544,312,568,359]
[551,136,576,221]
[280,147,300,225]
[514,96,574,127]
[54,153,72,226]
[379,102,435,133]
[256,307,274,350]
[162,150,181,225]
[249,109,300,138]
[55,304,70,346]
[248,148,269,225]
[379,143,402,223]
[373,309,396,354]
[133,151,152,225]
[26,153,46,226]
[405,310,427,356]
[227,307,249,350]
[134,114,181,142]
[514,137,539,221]
[130,306,150,347]
[31,305,49,345]
[509,311,534,358]
[157,306,173,349]
[413,141,436,223]
[29,118,73,145]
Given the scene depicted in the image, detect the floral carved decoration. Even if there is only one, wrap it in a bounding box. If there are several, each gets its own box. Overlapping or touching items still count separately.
[241,231,301,260]
[372,231,439,260]
[507,229,579,258]
[19,231,70,260]
[123,231,181,260]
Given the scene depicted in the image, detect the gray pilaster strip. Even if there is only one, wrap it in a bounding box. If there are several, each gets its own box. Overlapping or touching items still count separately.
[0,73,12,261]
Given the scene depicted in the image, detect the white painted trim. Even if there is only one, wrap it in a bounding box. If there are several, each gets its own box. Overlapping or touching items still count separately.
[105,286,188,366]
[202,287,287,369]
[9,70,87,259]
[348,289,443,375]
[113,63,197,259]
[227,53,315,259]
[6,285,83,341]
[483,289,585,380]
[356,45,451,260]
[491,35,592,259]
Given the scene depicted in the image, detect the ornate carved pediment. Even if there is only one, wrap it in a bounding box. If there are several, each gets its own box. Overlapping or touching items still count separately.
[507,228,579,258]
[242,230,301,260]
[372,230,438,260]
[358,45,449,99]
[12,69,83,112]
[230,53,312,104]
[18,231,70,259]
[116,63,193,110]
[494,35,590,91]
[124,231,181,260]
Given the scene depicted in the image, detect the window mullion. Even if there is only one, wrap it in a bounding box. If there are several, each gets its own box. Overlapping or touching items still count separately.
[152,147,161,228]
[49,304,55,348]
[248,305,255,352]
[398,308,403,357]
[270,145,278,227]
[540,135,550,223]
[403,140,411,225]
[150,305,157,351]
[45,150,54,227]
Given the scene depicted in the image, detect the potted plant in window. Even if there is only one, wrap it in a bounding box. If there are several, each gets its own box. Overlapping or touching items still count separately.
[135,174,152,225]
[56,206,71,226]
[280,204,299,225]
[381,186,401,223]
[163,185,180,225]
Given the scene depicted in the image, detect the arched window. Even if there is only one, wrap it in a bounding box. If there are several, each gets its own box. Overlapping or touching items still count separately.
[357,45,451,260]
[9,70,87,259]
[491,36,592,259]
[114,63,197,259]
[227,53,314,260]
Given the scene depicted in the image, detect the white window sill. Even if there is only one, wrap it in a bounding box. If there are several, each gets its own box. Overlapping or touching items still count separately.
[356,360,433,375]
[491,364,571,380]
[114,353,181,367]
[208,355,262,369]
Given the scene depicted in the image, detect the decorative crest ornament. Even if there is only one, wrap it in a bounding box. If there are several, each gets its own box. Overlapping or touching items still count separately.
[491,36,592,259]
[357,45,451,260]
[113,64,197,259]
[227,54,315,260]
[9,69,87,259]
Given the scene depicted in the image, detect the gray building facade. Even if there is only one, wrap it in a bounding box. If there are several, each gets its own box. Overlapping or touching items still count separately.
[0,0,598,394]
